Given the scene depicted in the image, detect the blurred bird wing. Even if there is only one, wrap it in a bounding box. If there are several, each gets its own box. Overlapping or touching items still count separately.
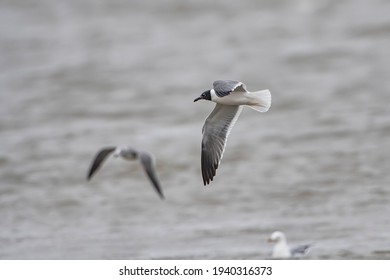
[138,152,165,199]
[291,244,311,256]
[87,147,116,180]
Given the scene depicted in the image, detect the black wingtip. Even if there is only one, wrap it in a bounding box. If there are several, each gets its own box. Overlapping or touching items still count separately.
[156,188,165,200]
[202,174,213,186]
[201,157,217,186]
[86,168,95,181]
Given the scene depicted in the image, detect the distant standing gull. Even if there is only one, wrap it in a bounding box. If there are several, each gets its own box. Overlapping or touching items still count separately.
[268,231,310,259]
[194,80,271,185]
[87,146,164,199]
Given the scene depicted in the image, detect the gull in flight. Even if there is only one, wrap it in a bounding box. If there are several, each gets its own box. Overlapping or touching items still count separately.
[87,146,164,199]
[194,80,271,185]
[268,231,311,259]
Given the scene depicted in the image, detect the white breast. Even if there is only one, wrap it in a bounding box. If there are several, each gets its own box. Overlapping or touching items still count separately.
[273,242,292,258]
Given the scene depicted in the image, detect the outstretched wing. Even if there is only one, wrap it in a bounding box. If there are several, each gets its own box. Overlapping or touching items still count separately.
[201,104,243,185]
[213,80,247,97]
[87,147,116,180]
[138,152,165,199]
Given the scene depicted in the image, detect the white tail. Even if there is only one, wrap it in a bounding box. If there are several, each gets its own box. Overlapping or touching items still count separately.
[248,89,271,112]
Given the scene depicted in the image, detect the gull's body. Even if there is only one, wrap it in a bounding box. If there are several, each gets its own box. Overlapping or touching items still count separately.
[87,146,164,199]
[194,80,271,185]
[268,231,310,259]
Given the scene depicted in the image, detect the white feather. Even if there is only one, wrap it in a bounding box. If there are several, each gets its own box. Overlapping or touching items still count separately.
[247,89,272,112]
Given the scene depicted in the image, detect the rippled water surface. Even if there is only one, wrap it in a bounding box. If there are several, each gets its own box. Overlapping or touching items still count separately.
[1,0,390,259]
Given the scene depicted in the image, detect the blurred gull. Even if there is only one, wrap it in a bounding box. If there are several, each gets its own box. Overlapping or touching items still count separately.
[268,231,310,259]
[87,146,164,199]
[194,80,271,185]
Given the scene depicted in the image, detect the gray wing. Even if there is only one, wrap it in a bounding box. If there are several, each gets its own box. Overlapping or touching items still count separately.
[201,104,243,185]
[213,80,247,97]
[291,244,310,256]
[138,152,165,199]
[87,147,116,180]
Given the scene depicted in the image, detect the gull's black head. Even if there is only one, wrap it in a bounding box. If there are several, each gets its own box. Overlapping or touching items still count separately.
[194,90,211,102]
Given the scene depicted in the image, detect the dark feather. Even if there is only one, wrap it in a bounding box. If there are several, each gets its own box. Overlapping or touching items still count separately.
[213,80,245,97]
[87,147,116,180]
[139,152,165,199]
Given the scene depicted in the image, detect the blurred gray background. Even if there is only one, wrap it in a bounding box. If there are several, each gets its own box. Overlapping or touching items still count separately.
[1,0,390,259]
